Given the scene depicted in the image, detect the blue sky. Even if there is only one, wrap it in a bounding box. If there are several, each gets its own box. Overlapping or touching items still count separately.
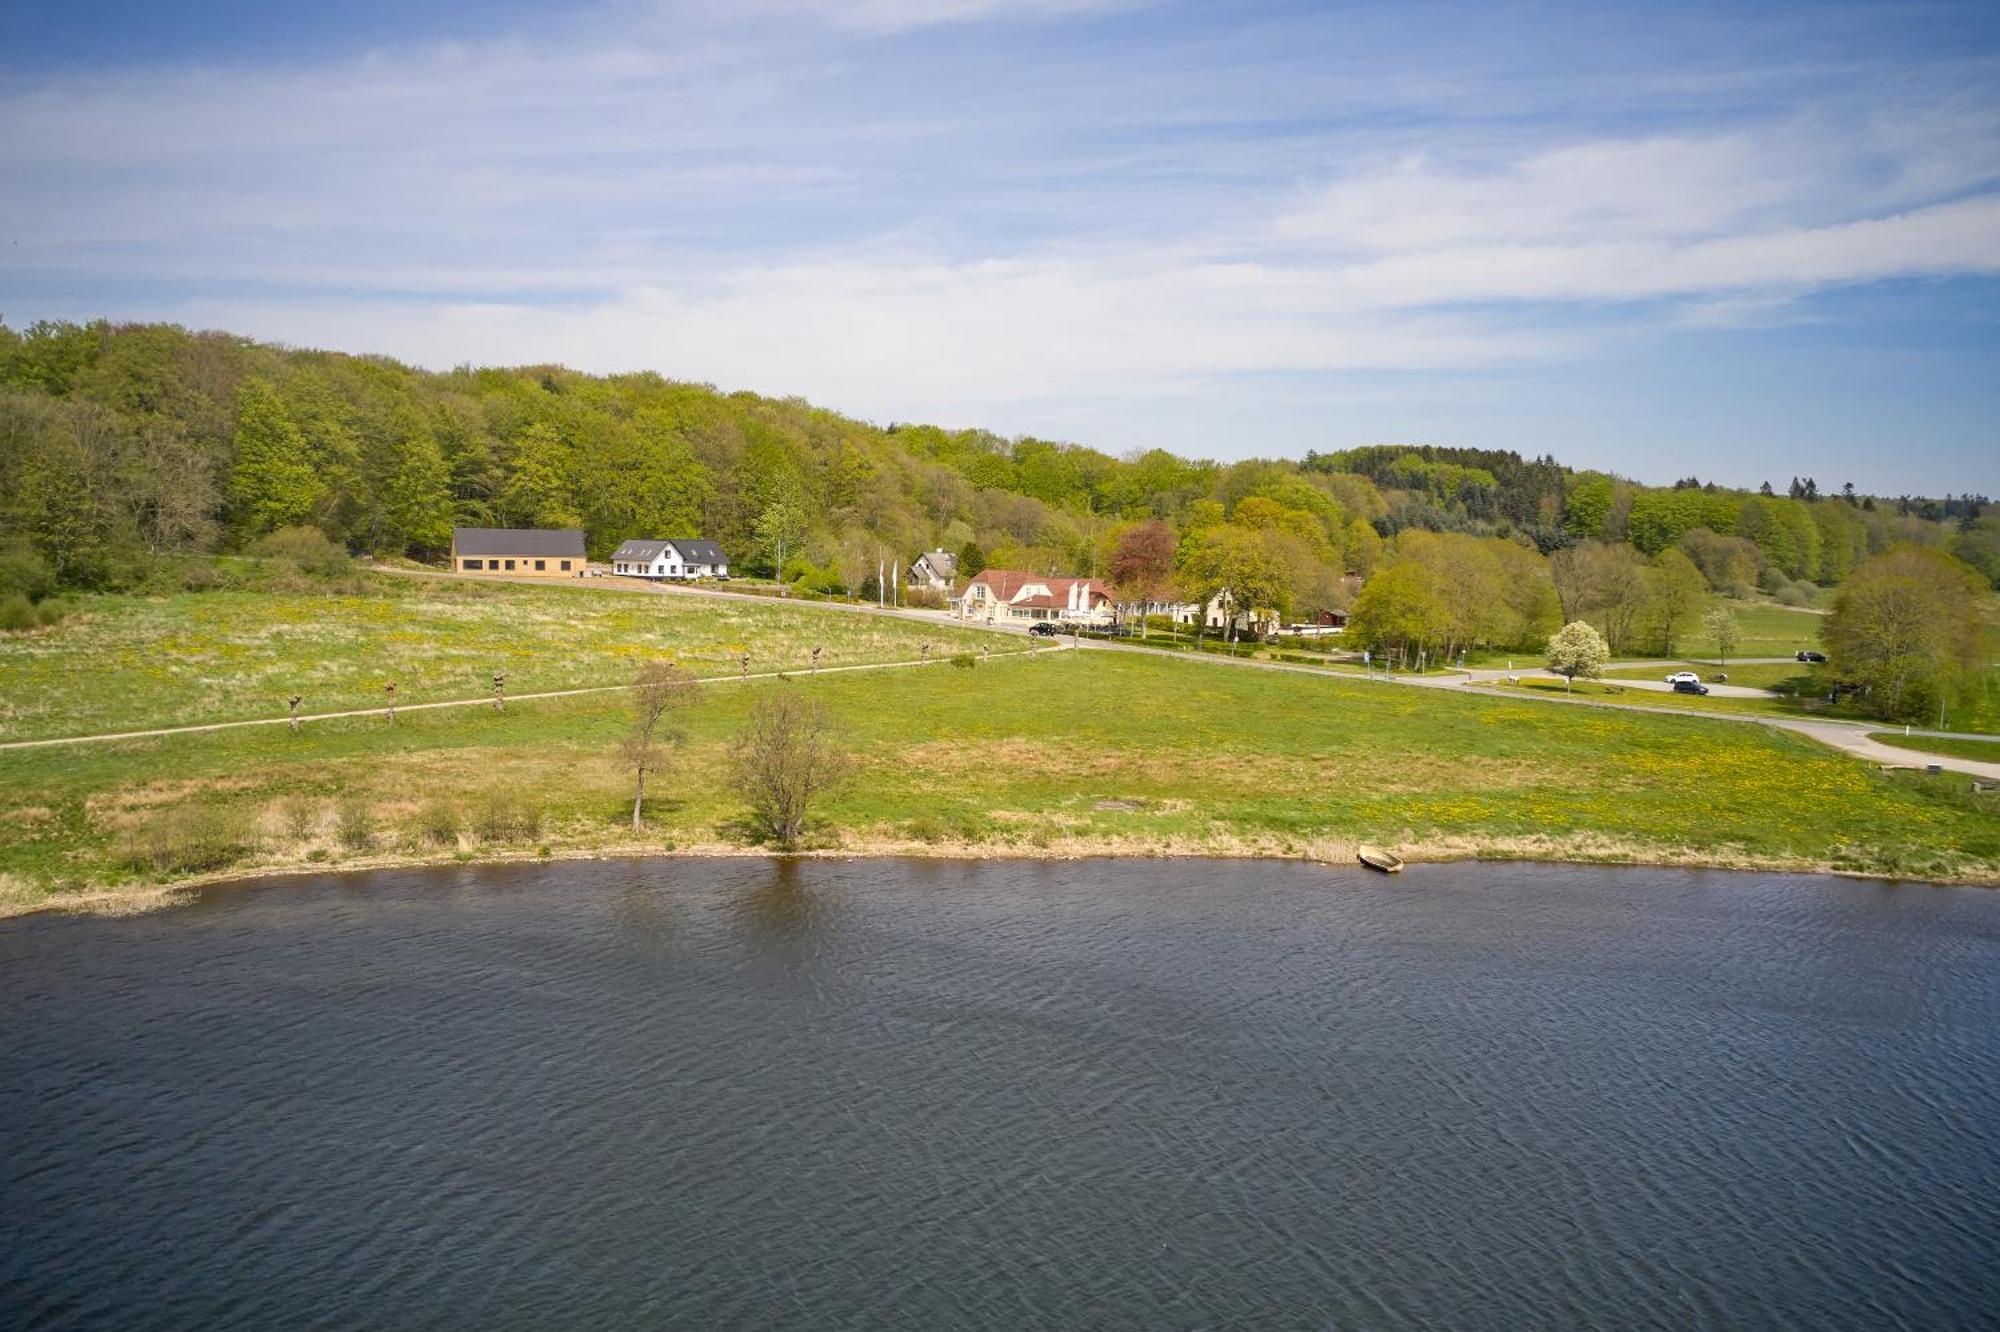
[2,0,1996,493]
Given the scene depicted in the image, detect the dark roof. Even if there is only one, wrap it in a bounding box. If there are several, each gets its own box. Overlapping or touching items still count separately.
[453,527,585,557]
[668,539,727,564]
[914,550,958,577]
[609,538,728,564]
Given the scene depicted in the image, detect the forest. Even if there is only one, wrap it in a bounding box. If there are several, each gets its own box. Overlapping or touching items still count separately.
[2,318,1995,675]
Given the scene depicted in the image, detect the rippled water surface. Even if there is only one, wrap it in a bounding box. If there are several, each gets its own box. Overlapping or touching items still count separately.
[4,859,1998,1329]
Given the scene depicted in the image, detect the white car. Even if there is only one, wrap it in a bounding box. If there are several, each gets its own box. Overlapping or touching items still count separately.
[1664,670,1701,686]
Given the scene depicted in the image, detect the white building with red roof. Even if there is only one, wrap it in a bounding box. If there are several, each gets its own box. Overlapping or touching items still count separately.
[954,569,1116,626]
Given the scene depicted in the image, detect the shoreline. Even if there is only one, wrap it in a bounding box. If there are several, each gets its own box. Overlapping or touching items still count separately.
[10,832,1995,923]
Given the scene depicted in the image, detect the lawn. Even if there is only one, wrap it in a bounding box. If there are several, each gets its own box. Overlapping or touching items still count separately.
[4,646,1996,917]
[1867,732,2000,764]
[0,571,1008,742]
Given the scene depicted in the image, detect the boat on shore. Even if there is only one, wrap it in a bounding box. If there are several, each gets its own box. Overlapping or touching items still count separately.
[1357,845,1404,874]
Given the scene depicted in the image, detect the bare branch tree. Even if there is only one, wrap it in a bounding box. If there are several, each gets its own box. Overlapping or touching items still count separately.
[621,660,700,830]
[729,689,852,849]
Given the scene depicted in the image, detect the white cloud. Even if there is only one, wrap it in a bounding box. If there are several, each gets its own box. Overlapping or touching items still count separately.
[2,1,1998,436]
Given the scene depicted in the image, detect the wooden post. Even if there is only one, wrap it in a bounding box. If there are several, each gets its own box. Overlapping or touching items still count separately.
[812,645,822,676]
[493,673,506,712]
[740,652,750,682]
[287,695,302,733]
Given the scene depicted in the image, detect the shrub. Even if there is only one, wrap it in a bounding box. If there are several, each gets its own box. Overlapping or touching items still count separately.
[122,805,253,877]
[903,586,947,610]
[0,545,54,601]
[473,789,542,843]
[249,526,351,578]
[335,796,378,851]
[414,800,462,848]
[949,653,976,670]
[280,797,321,842]
[0,594,37,632]
[1775,581,1814,607]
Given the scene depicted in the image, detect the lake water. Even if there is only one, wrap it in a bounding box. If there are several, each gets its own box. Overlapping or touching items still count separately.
[3,858,1997,1329]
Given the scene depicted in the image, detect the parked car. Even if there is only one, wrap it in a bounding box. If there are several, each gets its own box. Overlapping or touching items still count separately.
[1796,650,1827,663]
[1028,623,1059,637]
[1665,670,1701,685]
[1672,680,1710,696]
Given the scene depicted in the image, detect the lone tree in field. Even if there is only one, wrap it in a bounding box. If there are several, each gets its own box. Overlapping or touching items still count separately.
[1546,620,1610,693]
[621,660,699,830]
[730,688,852,849]
[1703,606,1740,667]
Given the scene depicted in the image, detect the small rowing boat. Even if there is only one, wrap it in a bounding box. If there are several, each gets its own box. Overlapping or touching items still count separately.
[1357,845,1404,874]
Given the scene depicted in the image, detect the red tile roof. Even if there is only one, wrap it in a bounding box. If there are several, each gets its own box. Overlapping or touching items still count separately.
[964,570,1110,606]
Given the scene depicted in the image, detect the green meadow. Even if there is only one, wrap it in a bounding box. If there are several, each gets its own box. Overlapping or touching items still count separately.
[0,572,1006,742]
[4,646,1996,917]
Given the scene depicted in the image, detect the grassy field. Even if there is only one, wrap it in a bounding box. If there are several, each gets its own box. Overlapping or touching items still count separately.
[1867,732,2000,764]
[0,571,1008,742]
[4,644,1997,917]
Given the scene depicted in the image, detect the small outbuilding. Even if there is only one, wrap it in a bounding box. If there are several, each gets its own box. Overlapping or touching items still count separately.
[451,527,586,577]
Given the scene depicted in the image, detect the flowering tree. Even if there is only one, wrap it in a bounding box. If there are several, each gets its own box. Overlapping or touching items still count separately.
[1546,620,1610,693]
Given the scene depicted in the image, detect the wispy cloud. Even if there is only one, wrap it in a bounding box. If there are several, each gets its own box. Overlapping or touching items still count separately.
[2,1,1996,485]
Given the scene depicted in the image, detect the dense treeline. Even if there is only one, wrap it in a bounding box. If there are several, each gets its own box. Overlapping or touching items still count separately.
[1,320,1993,662]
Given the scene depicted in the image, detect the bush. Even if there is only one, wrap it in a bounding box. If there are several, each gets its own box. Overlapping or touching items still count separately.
[903,586,947,610]
[414,800,461,848]
[122,805,253,877]
[1775,581,1814,607]
[249,526,351,578]
[0,545,54,601]
[0,594,37,632]
[335,796,378,851]
[279,797,320,842]
[473,789,542,843]
[949,653,976,670]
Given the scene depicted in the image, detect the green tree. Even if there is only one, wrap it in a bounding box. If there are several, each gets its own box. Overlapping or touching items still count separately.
[1177,523,1290,642]
[1546,620,1610,692]
[497,423,580,529]
[1823,547,1989,722]
[1346,560,1447,665]
[755,494,810,580]
[229,378,324,536]
[1641,548,1709,657]
[382,420,455,557]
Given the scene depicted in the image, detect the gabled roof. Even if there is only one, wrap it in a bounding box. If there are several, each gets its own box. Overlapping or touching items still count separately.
[611,538,729,564]
[452,527,586,557]
[914,550,958,577]
[669,539,728,564]
[963,569,1110,604]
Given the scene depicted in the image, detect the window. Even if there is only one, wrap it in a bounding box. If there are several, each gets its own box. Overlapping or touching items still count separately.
[504,559,516,571]
[560,560,571,571]
[464,559,482,570]
[534,560,546,571]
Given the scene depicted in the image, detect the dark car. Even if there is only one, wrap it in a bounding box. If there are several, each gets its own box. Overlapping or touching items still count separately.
[1796,650,1827,663]
[1672,679,1710,696]
[1028,622,1059,637]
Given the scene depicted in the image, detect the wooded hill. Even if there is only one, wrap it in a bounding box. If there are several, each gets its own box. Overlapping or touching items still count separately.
[3,319,1995,621]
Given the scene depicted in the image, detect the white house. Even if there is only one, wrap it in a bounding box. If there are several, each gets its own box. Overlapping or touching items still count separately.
[610,539,730,580]
[1172,591,1280,637]
[954,569,1116,626]
[908,549,959,593]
